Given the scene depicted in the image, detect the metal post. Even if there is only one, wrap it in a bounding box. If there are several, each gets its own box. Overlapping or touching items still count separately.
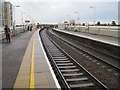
[94,7,96,29]
[75,12,79,20]
[75,12,80,26]
[21,12,26,32]
[13,5,20,35]
[90,7,96,33]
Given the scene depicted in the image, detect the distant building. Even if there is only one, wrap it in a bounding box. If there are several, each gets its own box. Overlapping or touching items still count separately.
[69,20,75,25]
[118,1,120,25]
[0,0,5,29]
[4,2,13,28]
[0,1,13,31]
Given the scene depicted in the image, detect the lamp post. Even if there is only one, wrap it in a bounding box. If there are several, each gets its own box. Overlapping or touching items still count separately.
[75,12,80,26]
[90,7,96,29]
[21,12,26,31]
[66,15,70,21]
[13,5,20,35]
[13,5,20,30]
[28,17,32,23]
[21,12,25,25]
[75,12,80,20]
[60,17,65,23]
[62,17,65,23]
[66,15,70,25]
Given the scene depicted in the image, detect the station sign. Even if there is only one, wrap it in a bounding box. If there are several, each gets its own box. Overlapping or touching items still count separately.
[64,21,68,23]
[25,20,30,23]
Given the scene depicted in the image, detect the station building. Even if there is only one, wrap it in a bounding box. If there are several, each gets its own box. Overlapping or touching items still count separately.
[0,0,5,31]
[4,2,13,28]
[0,1,13,32]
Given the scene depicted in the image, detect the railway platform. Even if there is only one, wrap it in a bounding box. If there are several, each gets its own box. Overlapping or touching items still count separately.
[2,30,60,89]
[53,28,119,47]
[13,30,60,89]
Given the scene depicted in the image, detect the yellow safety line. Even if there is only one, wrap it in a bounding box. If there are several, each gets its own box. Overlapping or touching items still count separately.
[30,41,35,89]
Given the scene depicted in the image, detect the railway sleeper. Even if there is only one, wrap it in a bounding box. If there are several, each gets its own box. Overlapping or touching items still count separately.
[70,83,95,88]
[57,63,73,66]
[53,58,68,60]
[58,66,76,69]
[63,73,84,77]
[55,60,70,62]
[60,69,79,72]
[66,77,88,82]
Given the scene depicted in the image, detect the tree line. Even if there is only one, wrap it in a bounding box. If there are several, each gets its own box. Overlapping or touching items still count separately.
[82,21,119,26]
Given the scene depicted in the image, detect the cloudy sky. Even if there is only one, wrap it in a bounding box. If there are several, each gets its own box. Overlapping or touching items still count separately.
[6,0,119,24]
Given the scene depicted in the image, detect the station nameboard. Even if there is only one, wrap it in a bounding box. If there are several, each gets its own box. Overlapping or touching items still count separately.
[25,20,30,23]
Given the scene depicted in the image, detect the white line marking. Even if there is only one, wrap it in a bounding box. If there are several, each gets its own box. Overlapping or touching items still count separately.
[37,30,61,89]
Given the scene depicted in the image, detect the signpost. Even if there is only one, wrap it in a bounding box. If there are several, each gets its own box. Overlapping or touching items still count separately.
[25,20,30,23]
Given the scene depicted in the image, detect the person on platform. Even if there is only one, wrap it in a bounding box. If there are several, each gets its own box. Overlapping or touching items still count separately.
[27,25,30,31]
[30,26,33,31]
[4,25,11,42]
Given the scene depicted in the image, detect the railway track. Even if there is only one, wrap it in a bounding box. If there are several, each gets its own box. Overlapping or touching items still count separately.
[45,29,119,89]
[48,29,120,72]
[40,29,108,89]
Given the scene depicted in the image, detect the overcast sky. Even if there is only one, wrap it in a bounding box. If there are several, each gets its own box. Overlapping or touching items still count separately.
[6,0,119,24]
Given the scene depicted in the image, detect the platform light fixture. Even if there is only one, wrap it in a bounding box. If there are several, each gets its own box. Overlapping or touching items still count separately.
[90,6,96,29]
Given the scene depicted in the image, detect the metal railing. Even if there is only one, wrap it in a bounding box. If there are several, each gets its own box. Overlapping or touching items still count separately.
[0,26,27,40]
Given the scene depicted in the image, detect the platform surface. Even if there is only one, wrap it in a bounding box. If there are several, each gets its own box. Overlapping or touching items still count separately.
[54,29,119,47]
[13,30,60,89]
[2,30,60,89]
[2,31,34,88]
